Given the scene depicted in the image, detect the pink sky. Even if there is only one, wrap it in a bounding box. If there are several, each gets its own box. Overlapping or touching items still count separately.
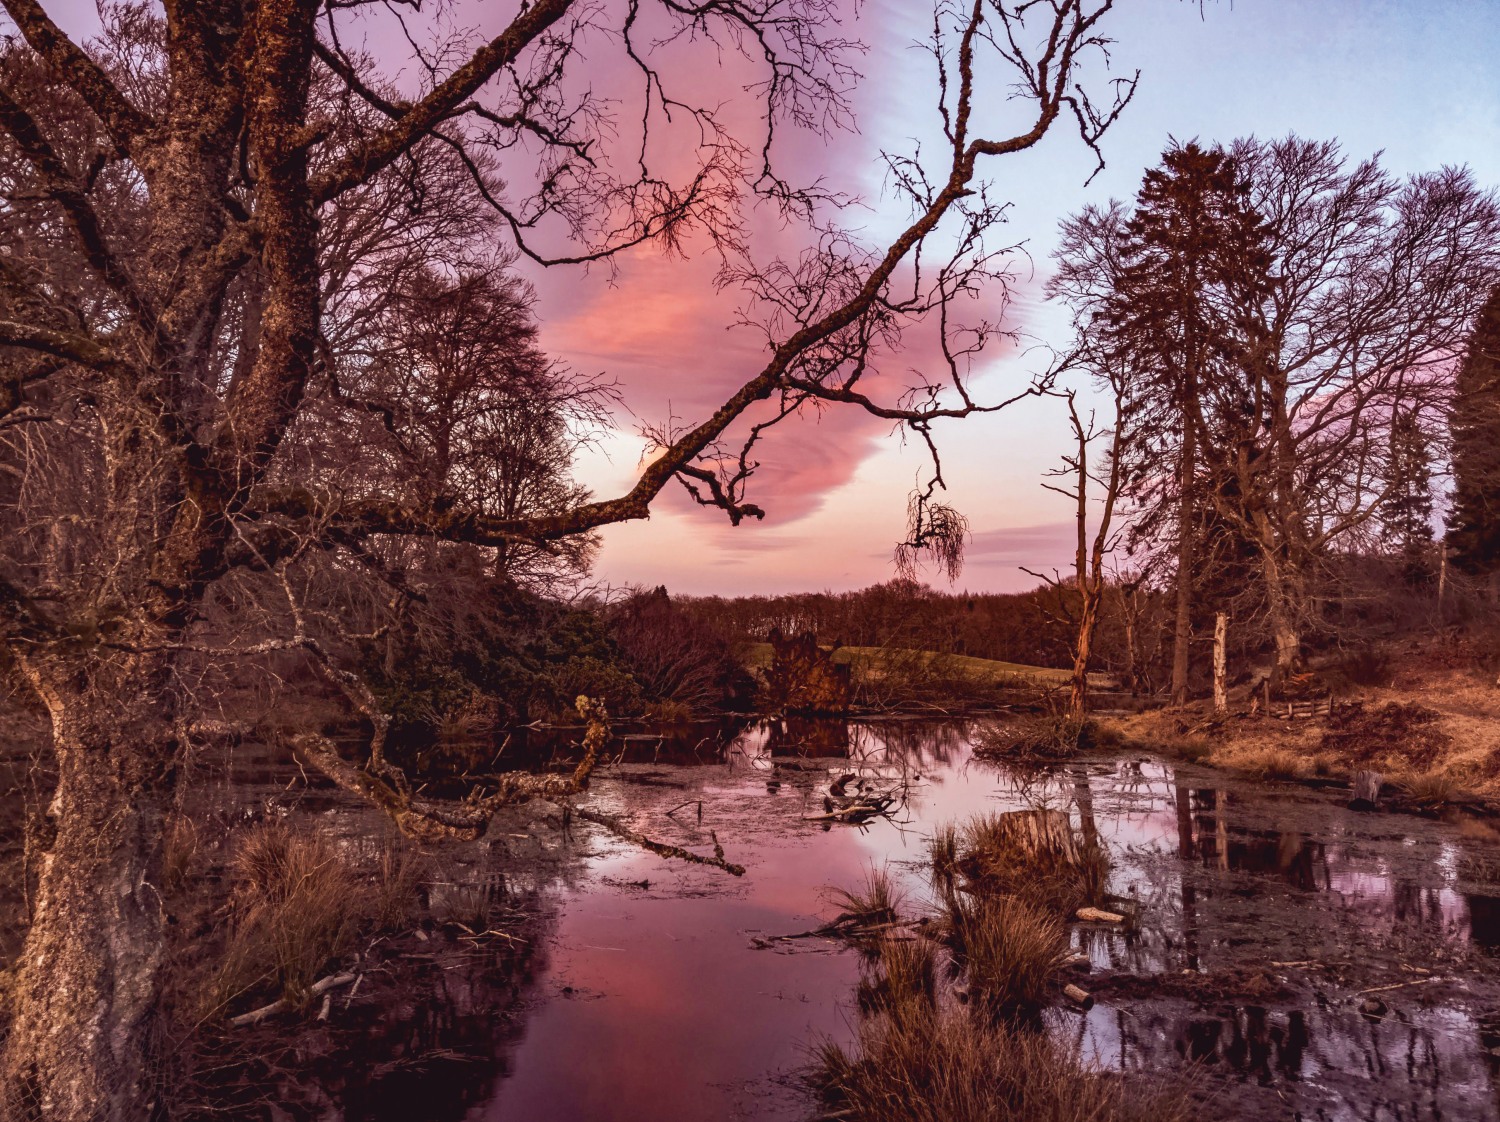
[43,0,1500,596]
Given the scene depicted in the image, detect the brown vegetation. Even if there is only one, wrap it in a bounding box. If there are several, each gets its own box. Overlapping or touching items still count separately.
[814,811,1181,1122]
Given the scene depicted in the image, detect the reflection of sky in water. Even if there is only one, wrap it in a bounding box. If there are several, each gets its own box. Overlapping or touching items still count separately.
[475,721,1500,1122]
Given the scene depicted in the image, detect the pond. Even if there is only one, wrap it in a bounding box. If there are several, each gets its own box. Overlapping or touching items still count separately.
[474,717,1500,1122]
[11,717,1500,1121]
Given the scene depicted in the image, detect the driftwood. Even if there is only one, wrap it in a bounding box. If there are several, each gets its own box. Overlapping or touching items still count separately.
[806,792,899,824]
[1063,983,1096,1010]
[230,972,358,1027]
[1350,770,1383,811]
[1075,907,1125,924]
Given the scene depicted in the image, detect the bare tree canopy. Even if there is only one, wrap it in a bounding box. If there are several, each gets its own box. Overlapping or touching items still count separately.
[0,0,1137,1116]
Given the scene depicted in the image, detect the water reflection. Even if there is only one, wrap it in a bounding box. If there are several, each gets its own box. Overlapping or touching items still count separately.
[473,724,1500,1122]
[9,718,1497,1120]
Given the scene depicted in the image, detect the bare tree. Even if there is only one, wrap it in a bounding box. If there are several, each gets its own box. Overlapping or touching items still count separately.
[0,0,1134,1115]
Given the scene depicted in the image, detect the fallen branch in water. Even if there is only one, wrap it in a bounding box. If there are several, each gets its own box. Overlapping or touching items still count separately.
[1356,976,1444,996]
[558,802,746,876]
[230,972,358,1027]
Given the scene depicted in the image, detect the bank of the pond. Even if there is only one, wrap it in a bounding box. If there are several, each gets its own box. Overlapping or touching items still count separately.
[1099,663,1500,815]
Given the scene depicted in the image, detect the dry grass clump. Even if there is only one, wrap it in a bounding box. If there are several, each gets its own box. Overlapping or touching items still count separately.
[1232,747,1307,782]
[939,893,1068,1014]
[952,810,1109,917]
[857,936,939,1018]
[829,866,903,928]
[202,822,363,1017]
[1155,734,1214,763]
[162,813,202,894]
[971,715,1123,764]
[813,1000,1187,1122]
[1398,770,1467,809]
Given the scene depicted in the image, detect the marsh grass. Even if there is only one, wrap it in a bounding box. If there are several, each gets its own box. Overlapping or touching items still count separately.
[971,715,1122,764]
[954,810,1110,917]
[828,866,903,928]
[812,1002,1187,1122]
[201,823,364,1018]
[938,893,1068,1015]
[1398,770,1466,808]
[1233,748,1307,781]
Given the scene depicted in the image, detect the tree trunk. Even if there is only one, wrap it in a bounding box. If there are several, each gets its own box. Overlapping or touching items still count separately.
[1212,612,1228,714]
[1171,421,1197,706]
[2,691,174,1122]
[1069,590,1100,716]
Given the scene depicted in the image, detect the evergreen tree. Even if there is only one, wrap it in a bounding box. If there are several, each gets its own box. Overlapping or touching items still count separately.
[1381,408,1435,584]
[1448,284,1500,578]
[1100,142,1274,702]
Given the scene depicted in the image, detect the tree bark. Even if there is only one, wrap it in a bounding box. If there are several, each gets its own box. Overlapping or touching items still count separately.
[1,695,174,1122]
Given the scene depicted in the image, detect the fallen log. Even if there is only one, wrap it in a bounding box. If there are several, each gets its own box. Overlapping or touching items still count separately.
[1063,983,1096,1010]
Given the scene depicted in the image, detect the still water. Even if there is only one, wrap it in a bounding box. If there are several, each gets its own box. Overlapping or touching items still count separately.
[464,719,1500,1122]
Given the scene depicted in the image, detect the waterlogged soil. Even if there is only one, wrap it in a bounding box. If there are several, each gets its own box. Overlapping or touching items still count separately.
[474,719,1500,1122]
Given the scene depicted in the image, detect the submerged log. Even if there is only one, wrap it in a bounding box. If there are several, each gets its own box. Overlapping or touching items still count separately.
[1350,770,1383,811]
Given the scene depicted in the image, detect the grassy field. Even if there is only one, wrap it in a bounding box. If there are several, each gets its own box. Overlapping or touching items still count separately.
[742,642,1078,686]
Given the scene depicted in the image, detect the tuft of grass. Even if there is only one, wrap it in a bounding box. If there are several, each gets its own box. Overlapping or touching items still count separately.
[371,842,426,931]
[829,866,903,928]
[939,893,1067,1015]
[928,824,960,887]
[1399,770,1466,808]
[1157,734,1214,764]
[812,1002,1188,1122]
[203,822,361,1017]
[954,810,1110,917]
[1234,748,1306,782]
[857,935,938,1021]
[162,813,201,894]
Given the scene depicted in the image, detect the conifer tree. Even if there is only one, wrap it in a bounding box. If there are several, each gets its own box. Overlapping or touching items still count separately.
[1448,285,1500,581]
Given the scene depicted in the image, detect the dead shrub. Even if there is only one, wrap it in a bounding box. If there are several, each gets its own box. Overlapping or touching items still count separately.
[812,1003,1187,1122]
[1320,701,1451,770]
[971,715,1120,764]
